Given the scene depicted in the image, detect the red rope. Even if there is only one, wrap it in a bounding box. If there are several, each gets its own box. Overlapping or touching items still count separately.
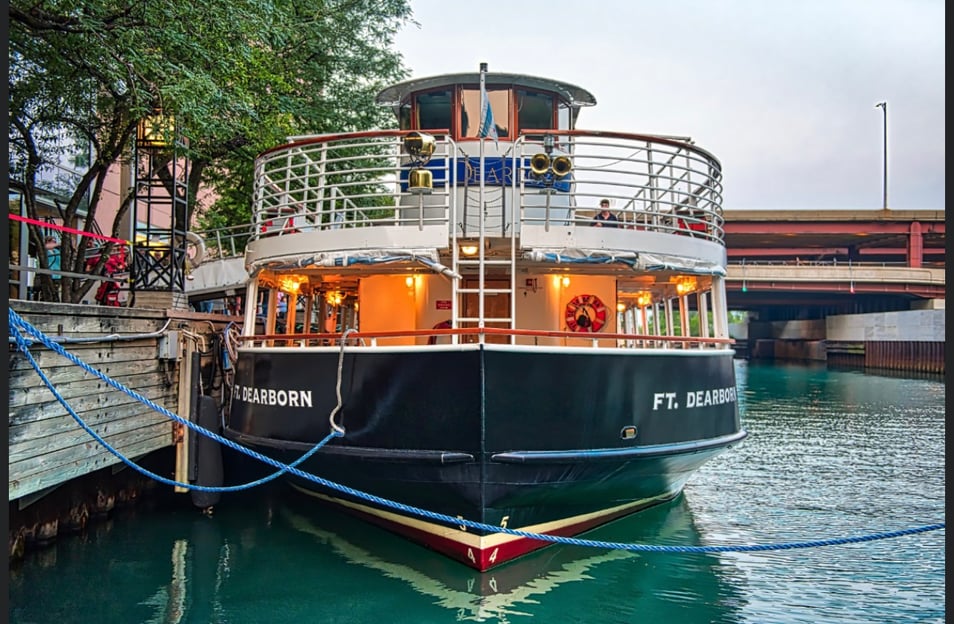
[9,213,130,246]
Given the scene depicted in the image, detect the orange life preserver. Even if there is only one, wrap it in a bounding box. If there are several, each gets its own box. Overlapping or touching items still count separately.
[565,294,607,332]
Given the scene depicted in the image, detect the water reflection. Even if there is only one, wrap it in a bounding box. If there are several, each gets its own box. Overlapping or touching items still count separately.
[275,492,747,623]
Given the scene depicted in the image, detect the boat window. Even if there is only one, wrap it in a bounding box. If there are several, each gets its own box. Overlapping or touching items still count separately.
[398,103,412,130]
[558,101,571,130]
[516,90,554,134]
[459,86,509,139]
[415,90,452,132]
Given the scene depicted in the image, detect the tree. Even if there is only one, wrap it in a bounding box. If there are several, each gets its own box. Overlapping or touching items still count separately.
[9,0,413,303]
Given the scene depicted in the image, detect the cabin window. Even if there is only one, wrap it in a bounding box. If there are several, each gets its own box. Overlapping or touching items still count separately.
[558,101,572,130]
[516,90,555,134]
[398,103,412,130]
[415,90,452,132]
[459,86,509,139]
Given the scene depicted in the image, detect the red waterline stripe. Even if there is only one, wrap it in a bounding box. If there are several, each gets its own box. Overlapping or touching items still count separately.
[9,213,130,246]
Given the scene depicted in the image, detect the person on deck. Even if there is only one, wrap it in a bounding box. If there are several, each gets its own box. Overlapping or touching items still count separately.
[592,199,619,227]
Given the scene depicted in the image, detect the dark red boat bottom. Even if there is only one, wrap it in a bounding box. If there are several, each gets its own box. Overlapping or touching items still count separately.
[290,485,677,571]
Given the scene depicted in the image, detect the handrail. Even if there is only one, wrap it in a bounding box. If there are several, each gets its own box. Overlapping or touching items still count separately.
[246,128,726,246]
[237,326,734,348]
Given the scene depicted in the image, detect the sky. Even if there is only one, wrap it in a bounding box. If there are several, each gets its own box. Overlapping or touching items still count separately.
[391,0,945,212]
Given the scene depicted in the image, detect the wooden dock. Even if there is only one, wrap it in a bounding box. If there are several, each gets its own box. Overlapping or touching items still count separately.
[8,300,235,560]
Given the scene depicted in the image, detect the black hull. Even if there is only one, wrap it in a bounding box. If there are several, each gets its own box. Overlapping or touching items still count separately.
[225,345,744,569]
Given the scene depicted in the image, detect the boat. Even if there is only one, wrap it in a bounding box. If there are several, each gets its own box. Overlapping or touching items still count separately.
[223,63,746,571]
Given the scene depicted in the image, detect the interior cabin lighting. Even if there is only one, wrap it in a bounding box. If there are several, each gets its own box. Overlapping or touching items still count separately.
[635,291,653,307]
[278,275,305,294]
[675,276,698,296]
[325,290,343,306]
[460,244,479,256]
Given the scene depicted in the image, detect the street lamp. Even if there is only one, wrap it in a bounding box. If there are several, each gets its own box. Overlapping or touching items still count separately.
[875,101,887,210]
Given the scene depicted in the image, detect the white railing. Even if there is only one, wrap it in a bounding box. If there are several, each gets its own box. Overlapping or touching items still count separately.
[248,129,725,244]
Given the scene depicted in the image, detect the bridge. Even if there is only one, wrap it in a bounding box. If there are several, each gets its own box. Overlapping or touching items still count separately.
[186,209,944,373]
[188,208,945,318]
[720,208,945,320]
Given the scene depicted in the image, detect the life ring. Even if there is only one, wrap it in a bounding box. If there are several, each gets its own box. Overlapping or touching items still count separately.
[186,231,206,266]
[565,294,608,333]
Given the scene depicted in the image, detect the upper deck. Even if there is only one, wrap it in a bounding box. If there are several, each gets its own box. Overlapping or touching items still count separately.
[247,71,724,272]
[237,70,731,347]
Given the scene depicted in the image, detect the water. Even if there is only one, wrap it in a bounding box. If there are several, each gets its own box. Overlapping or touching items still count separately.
[8,361,945,623]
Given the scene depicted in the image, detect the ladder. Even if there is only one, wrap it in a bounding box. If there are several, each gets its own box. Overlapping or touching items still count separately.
[451,164,517,344]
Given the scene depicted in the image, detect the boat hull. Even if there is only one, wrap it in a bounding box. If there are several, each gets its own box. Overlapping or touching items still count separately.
[225,345,743,570]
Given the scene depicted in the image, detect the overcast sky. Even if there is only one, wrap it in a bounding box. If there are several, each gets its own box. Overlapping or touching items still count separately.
[391,0,945,212]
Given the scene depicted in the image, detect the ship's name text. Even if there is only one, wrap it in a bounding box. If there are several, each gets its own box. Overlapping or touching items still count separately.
[232,384,313,408]
[653,386,737,410]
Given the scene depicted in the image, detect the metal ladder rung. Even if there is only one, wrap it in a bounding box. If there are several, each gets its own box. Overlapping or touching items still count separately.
[457,258,512,266]
[457,317,514,323]
[457,288,513,295]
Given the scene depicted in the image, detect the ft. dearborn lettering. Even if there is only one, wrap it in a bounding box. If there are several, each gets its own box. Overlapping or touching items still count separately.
[653,386,737,410]
[232,384,313,408]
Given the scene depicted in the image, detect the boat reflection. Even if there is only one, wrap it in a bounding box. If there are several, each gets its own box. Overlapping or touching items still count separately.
[278,492,746,622]
[8,490,746,623]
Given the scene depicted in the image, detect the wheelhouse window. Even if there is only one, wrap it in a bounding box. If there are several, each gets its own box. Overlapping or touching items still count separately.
[415,90,452,132]
[516,90,555,134]
[459,86,509,139]
[398,103,411,130]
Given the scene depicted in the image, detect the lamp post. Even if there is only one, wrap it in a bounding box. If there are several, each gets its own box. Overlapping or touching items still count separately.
[875,101,887,210]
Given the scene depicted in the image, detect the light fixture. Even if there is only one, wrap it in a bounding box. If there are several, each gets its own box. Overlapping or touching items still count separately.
[403,131,436,163]
[616,302,626,313]
[674,276,697,296]
[405,276,414,288]
[635,291,653,308]
[404,131,436,194]
[278,275,305,294]
[325,290,343,306]
[137,109,176,148]
[561,276,570,288]
[460,244,479,256]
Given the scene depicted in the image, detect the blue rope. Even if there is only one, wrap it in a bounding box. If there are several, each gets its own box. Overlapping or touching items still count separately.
[8,308,945,554]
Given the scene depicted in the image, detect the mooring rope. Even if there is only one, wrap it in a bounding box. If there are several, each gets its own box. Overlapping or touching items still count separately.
[8,308,945,554]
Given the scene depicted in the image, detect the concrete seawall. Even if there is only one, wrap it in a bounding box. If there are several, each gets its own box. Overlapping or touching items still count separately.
[734,308,945,374]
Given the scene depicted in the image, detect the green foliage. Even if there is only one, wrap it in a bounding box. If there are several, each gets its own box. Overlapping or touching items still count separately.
[9,0,414,301]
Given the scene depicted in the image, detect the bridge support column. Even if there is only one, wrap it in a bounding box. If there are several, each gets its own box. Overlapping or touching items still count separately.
[907,221,923,268]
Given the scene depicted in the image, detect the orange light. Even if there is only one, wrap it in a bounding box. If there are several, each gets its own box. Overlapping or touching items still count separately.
[278,275,304,294]
[674,276,697,296]
[325,291,342,306]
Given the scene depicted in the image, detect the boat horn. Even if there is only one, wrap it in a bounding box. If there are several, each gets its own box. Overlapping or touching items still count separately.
[530,153,551,177]
[551,155,572,178]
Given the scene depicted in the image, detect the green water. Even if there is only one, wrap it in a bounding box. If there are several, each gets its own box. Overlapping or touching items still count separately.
[8,361,945,623]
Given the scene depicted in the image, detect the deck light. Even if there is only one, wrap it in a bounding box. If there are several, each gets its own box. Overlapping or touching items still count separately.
[460,243,479,256]
[278,275,304,294]
[675,276,697,296]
